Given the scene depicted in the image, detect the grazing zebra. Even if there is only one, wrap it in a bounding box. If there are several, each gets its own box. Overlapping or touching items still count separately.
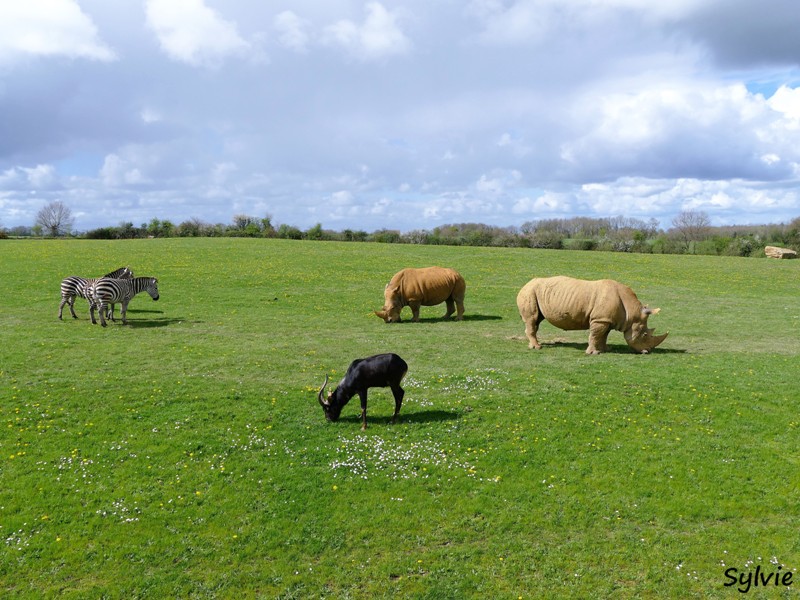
[58,267,133,320]
[89,277,160,327]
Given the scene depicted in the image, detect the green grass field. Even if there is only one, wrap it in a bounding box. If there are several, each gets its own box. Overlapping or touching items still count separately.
[1,238,799,598]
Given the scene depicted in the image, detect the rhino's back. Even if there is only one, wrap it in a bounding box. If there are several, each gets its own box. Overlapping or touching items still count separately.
[519,276,625,330]
[396,267,465,305]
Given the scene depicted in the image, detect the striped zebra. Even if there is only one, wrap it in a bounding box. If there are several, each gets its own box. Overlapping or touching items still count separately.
[58,267,133,320]
[89,277,160,327]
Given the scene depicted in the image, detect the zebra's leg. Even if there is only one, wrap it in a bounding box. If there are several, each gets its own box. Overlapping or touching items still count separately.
[98,301,109,327]
[120,300,130,325]
[108,302,116,322]
[90,301,98,325]
[58,296,68,320]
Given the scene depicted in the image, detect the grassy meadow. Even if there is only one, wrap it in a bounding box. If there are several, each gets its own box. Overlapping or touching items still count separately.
[1,237,799,598]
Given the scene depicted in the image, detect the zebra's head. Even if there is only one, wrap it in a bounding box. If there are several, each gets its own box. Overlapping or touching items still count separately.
[146,278,160,301]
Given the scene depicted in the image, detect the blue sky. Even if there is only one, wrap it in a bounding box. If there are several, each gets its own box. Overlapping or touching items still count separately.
[1,0,800,232]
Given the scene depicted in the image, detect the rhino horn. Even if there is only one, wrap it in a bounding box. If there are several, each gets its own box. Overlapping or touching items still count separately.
[318,374,330,407]
[649,331,668,349]
[639,330,668,353]
[374,310,388,321]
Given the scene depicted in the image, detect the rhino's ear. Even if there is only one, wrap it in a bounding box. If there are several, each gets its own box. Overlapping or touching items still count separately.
[643,307,661,316]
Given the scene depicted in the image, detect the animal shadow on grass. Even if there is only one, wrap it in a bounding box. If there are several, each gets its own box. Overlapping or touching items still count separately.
[337,409,461,427]
[540,340,686,354]
[394,314,502,324]
[117,309,189,329]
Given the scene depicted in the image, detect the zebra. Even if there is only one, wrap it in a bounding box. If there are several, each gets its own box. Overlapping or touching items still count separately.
[89,277,160,327]
[58,267,134,321]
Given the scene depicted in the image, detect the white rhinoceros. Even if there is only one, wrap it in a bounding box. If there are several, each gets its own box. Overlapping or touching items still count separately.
[516,276,668,354]
[374,267,466,323]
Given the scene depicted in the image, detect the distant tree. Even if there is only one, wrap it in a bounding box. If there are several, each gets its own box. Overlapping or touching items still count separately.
[402,230,432,244]
[147,218,162,237]
[343,229,369,242]
[84,226,118,240]
[369,229,402,244]
[36,201,74,237]
[671,210,711,251]
[261,215,275,237]
[277,224,303,239]
[177,217,208,237]
[9,225,32,236]
[116,222,139,239]
[232,214,256,230]
[305,223,324,240]
[229,214,271,237]
[787,216,800,249]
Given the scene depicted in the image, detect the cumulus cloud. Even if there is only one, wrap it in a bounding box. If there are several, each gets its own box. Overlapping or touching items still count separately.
[145,0,250,67]
[513,192,575,216]
[274,11,311,53]
[323,2,410,60]
[1,1,800,231]
[0,1,115,63]
[100,152,152,187]
[560,82,800,182]
[0,164,57,189]
[768,85,800,122]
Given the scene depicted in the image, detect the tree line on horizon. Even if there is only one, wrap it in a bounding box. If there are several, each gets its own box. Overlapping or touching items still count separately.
[3,200,800,258]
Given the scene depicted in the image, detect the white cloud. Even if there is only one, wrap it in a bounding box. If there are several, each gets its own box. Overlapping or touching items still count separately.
[323,2,410,60]
[0,1,115,63]
[100,154,149,187]
[140,108,162,124]
[513,192,574,215]
[2,1,800,232]
[559,82,800,182]
[330,190,354,206]
[274,11,311,53]
[0,165,57,189]
[475,170,521,195]
[211,162,238,185]
[145,0,250,67]
[768,85,800,122]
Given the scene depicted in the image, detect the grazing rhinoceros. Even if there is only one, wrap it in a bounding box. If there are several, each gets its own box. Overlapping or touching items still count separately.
[516,276,668,354]
[374,267,466,323]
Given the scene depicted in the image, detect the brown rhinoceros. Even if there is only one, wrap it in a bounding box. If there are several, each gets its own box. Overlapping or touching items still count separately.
[374,267,466,323]
[516,276,668,354]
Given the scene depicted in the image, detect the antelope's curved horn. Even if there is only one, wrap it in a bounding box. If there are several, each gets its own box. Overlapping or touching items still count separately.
[318,374,330,407]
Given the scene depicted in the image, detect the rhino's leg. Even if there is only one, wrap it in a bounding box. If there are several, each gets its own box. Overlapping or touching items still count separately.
[443,298,455,319]
[409,302,421,322]
[522,316,542,349]
[455,297,465,321]
[586,322,612,354]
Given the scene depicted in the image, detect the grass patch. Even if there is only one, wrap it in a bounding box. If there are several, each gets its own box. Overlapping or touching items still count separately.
[1,238,799,598]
